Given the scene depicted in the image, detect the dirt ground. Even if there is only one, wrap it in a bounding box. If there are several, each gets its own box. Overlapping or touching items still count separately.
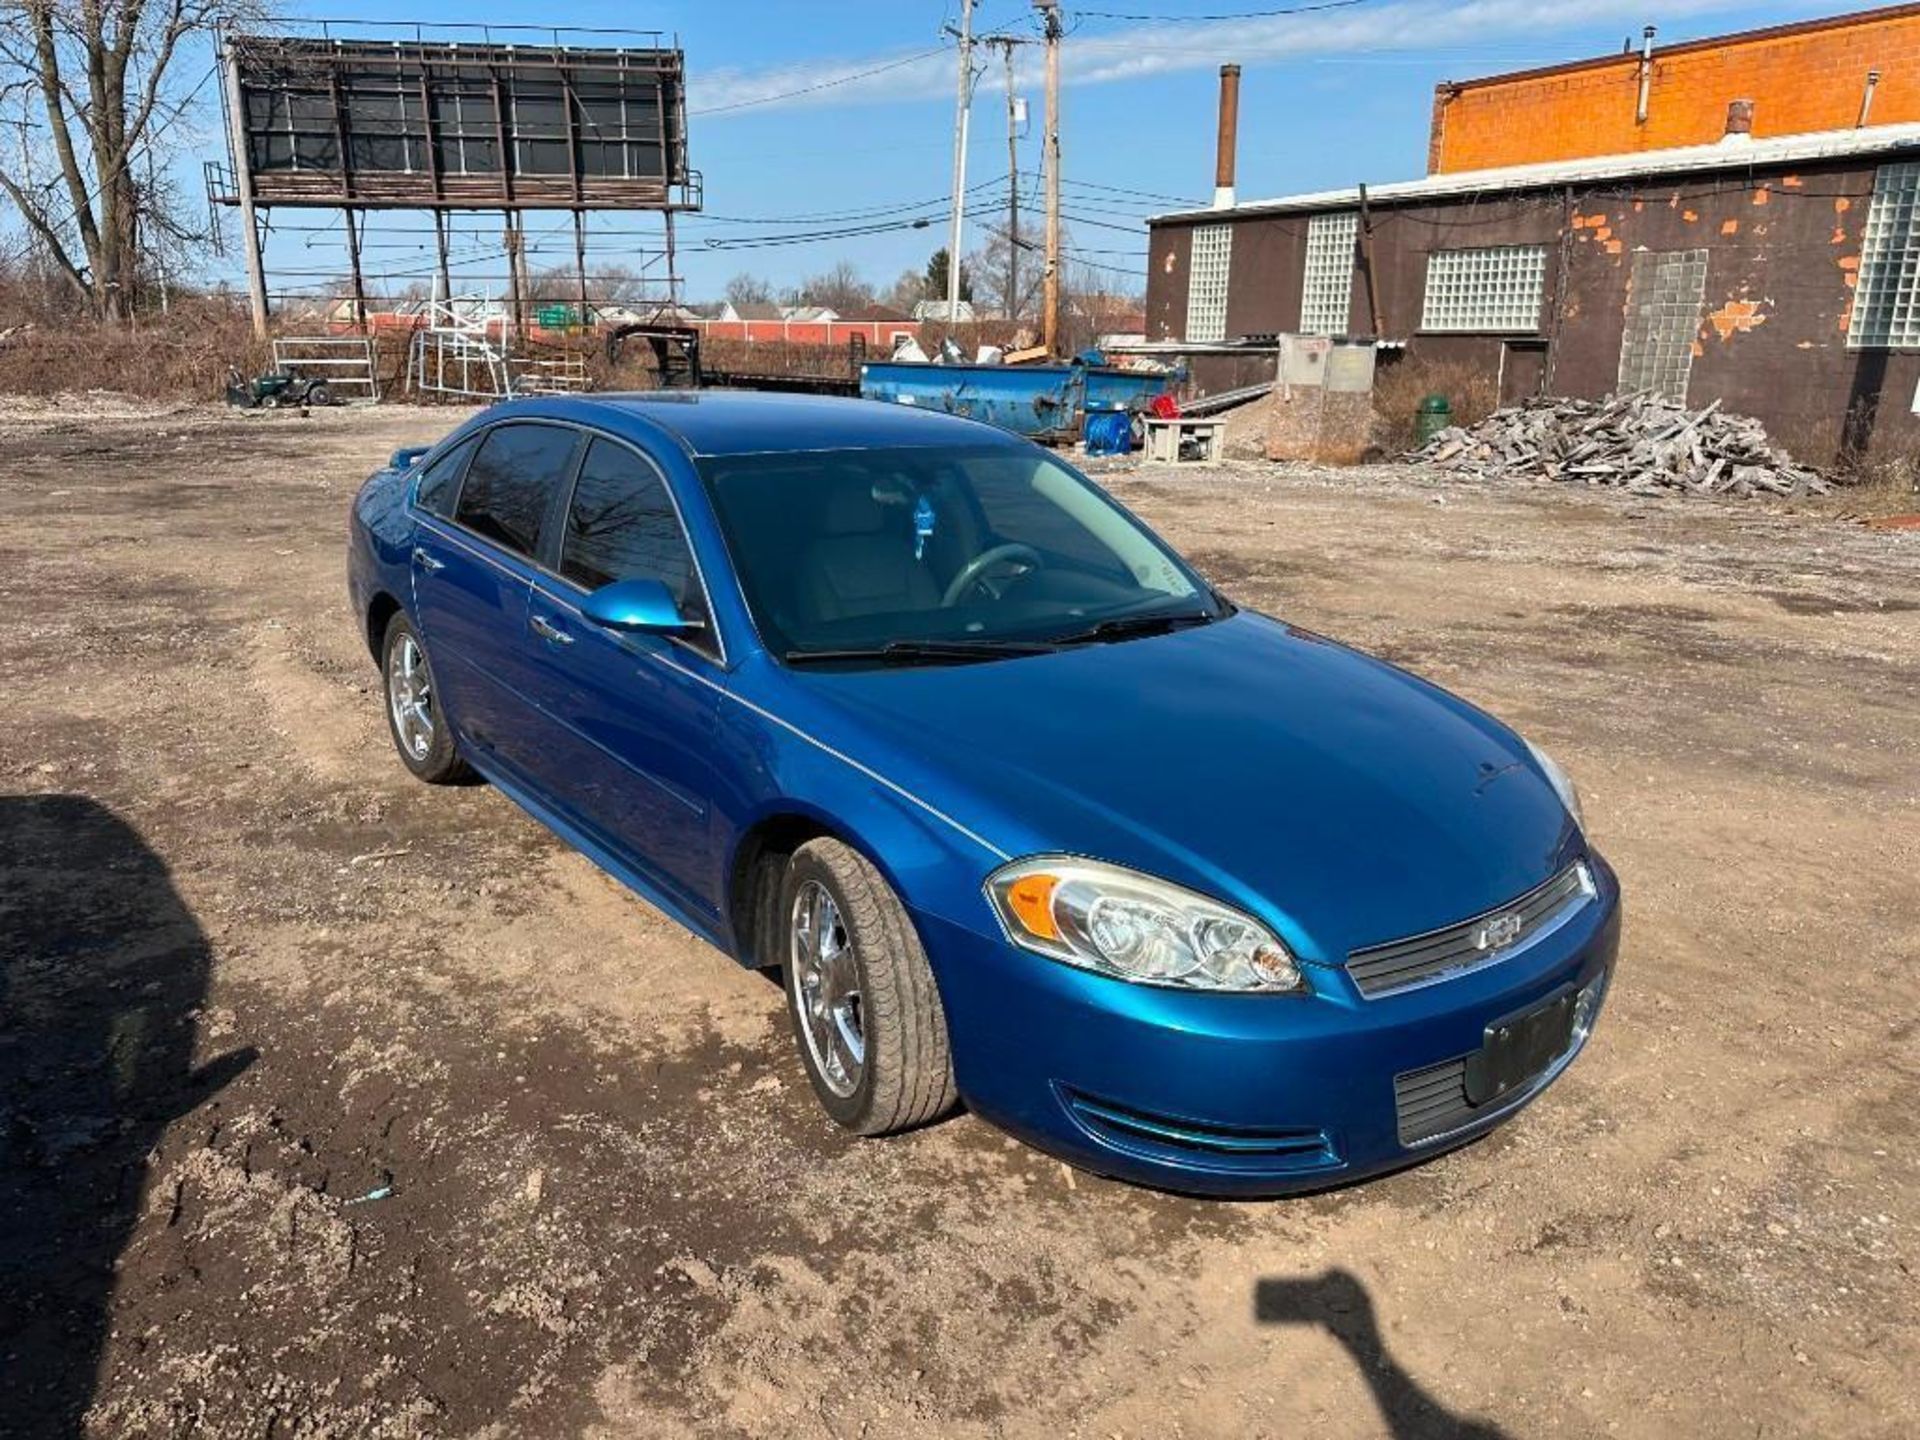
[1,398,1915,1440]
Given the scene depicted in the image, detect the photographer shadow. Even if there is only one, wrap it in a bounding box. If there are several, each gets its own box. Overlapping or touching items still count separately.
[1255,1269,1512,1439]
[0,794,255,1436]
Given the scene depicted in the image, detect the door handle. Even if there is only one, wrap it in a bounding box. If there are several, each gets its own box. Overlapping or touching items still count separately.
[411,546,445,574]
[530,614,574,645]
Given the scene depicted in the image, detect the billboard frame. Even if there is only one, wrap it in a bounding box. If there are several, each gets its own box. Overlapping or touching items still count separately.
[211,23,701,340]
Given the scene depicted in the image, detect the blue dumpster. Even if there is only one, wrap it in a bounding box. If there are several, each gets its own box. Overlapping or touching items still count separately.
[859,356,1174,443]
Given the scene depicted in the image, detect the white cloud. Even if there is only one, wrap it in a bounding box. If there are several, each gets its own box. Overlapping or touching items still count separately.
[686,0,1815,116]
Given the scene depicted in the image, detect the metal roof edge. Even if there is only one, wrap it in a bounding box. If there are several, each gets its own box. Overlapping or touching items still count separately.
[1148,123,1920,225]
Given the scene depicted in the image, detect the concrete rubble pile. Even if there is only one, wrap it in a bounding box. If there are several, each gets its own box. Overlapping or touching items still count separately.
[1411,393,1831,497]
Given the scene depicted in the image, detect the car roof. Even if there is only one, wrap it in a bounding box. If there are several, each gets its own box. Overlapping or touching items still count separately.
[495,390,1029,460]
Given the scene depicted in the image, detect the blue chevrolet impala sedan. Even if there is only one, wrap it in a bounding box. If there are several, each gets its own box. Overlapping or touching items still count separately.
[347,392,1619,1196]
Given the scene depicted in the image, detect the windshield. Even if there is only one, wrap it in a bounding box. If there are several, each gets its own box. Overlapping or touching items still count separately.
[697,445,1224,663]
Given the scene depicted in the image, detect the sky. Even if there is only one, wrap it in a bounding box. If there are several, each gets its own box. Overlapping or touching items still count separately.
[193,0,1841,307]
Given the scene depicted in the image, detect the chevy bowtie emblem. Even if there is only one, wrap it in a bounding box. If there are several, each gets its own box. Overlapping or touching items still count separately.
[1474,912,1525,950]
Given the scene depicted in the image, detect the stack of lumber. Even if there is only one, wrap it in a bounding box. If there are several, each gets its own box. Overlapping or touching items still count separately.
[1411,393,1830,497]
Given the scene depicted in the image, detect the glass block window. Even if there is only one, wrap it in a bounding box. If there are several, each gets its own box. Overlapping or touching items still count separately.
[1186,224,1232,342]
[1618,249,1709,401]
[1850,161,1920,348]
[1300,212,1358,334]
[1420,245,1548,332]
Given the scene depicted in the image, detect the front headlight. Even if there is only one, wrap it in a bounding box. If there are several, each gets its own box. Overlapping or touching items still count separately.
[1525,739,1585,832]
[986,856,1304,992]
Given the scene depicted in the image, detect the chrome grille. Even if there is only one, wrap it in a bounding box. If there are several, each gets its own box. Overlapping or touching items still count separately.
[1346,863,1593,999]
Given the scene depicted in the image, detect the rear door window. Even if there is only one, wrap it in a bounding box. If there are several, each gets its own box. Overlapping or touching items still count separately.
[561,439,715,653]
[413,435,478,518]
[454,423,580,558]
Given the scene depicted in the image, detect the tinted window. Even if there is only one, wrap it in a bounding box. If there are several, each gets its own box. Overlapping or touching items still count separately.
[413,435,477,518]
[973,475,1132,580]
[561,440,709,628]
[699,446,1210,661]
[454,424,579,556]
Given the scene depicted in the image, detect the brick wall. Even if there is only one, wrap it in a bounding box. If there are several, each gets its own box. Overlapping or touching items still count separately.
[1431,4,1920,173]
[1145,154,1920,460]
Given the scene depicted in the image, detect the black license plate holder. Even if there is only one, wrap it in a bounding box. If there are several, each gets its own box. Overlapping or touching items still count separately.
[1464,987,1578,1107]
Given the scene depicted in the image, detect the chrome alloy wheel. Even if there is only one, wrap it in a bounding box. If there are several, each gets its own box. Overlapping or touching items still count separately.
[791,879,865,1098]
[387,632,435,762]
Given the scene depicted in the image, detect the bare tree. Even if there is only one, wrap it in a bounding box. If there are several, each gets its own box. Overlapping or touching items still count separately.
[0,0,252,318]
[881,267,924,315]
[966,228,1041,323]
[580,262,664,309]
[1064,256,1145,352]
[785,259,874,315]
[723,271,773,309]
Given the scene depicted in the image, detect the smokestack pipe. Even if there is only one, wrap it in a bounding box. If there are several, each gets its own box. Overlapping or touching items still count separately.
[1724,98,1754,138]
[1214,63,1241,210]
[1859,69,1882,128]
[1636,25,1656,125]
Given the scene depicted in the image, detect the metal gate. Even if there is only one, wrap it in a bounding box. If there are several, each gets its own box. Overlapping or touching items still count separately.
[271,335,379,402]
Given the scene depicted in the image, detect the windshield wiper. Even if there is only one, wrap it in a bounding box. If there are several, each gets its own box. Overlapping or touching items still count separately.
[785,638,1057,667]
[1049,609,1218,648]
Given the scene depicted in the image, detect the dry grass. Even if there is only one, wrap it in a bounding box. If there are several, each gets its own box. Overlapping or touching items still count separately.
[1747,409,1919,513]
[0,299,272,402]
[1372,354,1502,453]
[701,335,863,379]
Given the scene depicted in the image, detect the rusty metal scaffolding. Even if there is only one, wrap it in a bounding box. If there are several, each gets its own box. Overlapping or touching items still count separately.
[208,23,698,345]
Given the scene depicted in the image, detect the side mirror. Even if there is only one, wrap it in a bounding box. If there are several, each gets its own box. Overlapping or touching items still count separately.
[391,446,431,471]
[580,577,698,634]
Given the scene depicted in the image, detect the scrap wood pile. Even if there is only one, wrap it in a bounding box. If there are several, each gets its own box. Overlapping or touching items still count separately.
[1411,393,1831,497]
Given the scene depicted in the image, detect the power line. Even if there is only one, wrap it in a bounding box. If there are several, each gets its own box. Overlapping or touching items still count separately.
[686,173,1009,227]
[698,199,1018,252]
[700,216,945,251]
[1076,0,1366,21]
[690,47,948,116]
[1062,176,1207,207]
[1058,207,1149,236]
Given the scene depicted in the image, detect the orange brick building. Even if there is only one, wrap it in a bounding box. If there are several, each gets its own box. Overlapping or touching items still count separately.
[1428,4,1920,173]
[1147,6,1920,460]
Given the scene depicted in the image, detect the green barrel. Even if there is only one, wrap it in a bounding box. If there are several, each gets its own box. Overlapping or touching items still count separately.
[1414,393,1453,446]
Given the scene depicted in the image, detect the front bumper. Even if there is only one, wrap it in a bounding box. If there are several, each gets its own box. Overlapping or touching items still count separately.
[920,855,1621,1198]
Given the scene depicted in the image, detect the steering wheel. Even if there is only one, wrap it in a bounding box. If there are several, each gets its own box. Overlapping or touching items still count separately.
[941,543,1044,608]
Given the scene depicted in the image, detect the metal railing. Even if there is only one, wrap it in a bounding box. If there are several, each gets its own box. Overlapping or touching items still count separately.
[510,354,590,395]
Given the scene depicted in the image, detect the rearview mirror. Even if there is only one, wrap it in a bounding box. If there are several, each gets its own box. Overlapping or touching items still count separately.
[390,446,431,470]
[580,577,698,634]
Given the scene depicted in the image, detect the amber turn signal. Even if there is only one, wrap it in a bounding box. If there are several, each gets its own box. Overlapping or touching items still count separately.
[1004,871,1061,941]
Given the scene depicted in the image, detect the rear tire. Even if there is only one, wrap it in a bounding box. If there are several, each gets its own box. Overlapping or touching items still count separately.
[308,381,334,407]
[381,615,471,785]
[780,839,957,1135]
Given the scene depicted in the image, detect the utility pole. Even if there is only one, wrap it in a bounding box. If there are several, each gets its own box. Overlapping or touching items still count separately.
[1038,0,1063,355]
[503,212,528,335]
[1001,41,1021,325]
[220,38,270,339]
[945,0,976,327]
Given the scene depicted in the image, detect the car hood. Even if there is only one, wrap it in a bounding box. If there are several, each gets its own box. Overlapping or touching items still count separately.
[788,611,1583,962]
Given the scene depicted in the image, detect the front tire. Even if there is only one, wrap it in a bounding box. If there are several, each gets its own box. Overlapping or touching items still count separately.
[780,839,957,1135]
[381,615,470,784]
